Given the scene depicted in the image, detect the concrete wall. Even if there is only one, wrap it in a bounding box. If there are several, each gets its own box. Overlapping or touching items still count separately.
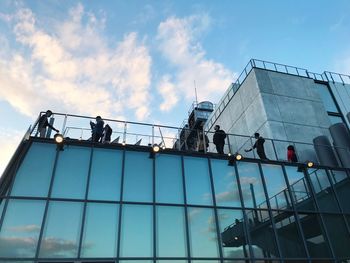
[209,68,332,162]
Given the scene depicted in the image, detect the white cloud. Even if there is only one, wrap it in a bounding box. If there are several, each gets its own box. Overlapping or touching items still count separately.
[157,75,178,111]
[156,14,234,111]
[0,128,23,176]
[0,4,152,121]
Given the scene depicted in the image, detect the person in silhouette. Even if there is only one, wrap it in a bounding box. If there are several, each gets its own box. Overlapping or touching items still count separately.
[287,145,298,163]
[197,131,209,153]
[102,124,113,143]
[90,116,104,142]
[213,125,226,154]
[37,110,59,138]
[245,133,268,160]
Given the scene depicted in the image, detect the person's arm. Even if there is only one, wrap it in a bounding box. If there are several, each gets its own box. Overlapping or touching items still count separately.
[47,122,59,132]
[245,140,257,152]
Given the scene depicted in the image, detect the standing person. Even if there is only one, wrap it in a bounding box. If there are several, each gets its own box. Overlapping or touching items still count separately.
[37,110,59,138]
[213,125,226,154]
[102,124,113,143]
[287,145,298,163]
[197,131,209,153]
[90,116,104,142]
[245,133,268,160]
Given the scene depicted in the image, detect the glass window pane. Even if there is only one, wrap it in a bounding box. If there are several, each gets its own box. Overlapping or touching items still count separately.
[184,157,213,205]
[274,212,306,257]
[81,203,119,258]
[316,84,338,112]
[0,200,45,257]
[245,209,279,258]
[156,206,187,257]
[218,209,249,258]
[11,142,56,197]
[211,159,241,207]
[261,164,291,210]
[298,213,331,258]
[51,146,91,199]
[155,154,184,204]
[329,115,344,125]
[322,214,350,258]
[39,201,83,258]
[237,162,266,209]
[0,198,4,219]
[88,148,122,201]
[120,204,152,257]
[284,165,315,211]
[188,207,219,257]
[308,169,340,212]
[328,170,350,213]
[123,151,152,202]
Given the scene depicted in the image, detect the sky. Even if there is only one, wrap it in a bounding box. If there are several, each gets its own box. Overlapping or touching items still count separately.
[0,0,350,174]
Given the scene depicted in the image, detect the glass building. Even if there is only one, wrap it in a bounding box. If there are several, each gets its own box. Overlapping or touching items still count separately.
[1,59,350,263]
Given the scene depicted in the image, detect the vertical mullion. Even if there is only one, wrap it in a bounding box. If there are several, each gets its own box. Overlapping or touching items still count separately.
[234,162,254,260]
[34,146,61,258]
[281,164,310,259]
[207,158,223,262]
[257,163,283,259]
[116,149,126,261]
[77,146,94,258]
[153,154,156,263]
[181,156,191,262]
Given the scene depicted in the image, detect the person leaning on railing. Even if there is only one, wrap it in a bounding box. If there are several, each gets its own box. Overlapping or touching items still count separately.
[37,110,59,138]
[245,133,268,160]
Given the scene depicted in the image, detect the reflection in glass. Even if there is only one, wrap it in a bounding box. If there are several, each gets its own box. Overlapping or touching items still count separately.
[155,154,183,204]
[187,207,219,257]
[88,148,122,201]
[39,201,83,258]
[211,159,241,207]
[120,205,153,257]
[322,214,350,258]
[308,169,339,212]
[81,203,119,258]
[11,142,56,197]
[156,206,187,257]
[184,157,213,205]
[0,200,45,257]
[0,199,4,219]
[298,213,331,258]
[316,84,338,113]
[284,165,315,211]
[274,212,306,257]
[218,209,249,258]
[123,151,152,202]
[51,146,91,199]
[245,209,279,258]
[328,170,350,213]
[237,162,266,209]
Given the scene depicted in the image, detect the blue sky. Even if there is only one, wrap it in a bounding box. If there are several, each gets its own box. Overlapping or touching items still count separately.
[0,0,350,174]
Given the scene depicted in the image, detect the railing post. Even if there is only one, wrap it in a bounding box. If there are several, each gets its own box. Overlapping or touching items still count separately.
[123,122,127,145]
[271,139,278,161]
[227,134,232,155]
[152,125,155,146]
[61,114,67,135]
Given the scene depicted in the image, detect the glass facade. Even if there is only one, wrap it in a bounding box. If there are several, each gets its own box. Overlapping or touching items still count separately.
[1,141,350,262]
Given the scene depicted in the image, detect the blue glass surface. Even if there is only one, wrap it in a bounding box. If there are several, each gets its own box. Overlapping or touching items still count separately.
[316,84,338,113]
[51,146,91,199]
[211,159,241,207]
[155,154,184,204]
[88,148,123,201]
[187,207,219,257]
[0,199,4,219]
[261,164,290,210]
[217,209,248,258]
[237,162,266,209]
[81,203,119,257]
[120,204,153,257]
[39,201,83,258]
[184,157,213,205]
[123,151,152,202]
[0,199,45,257]
[329,170,350,213]
[156,206,187,257]
[11,142,56,197]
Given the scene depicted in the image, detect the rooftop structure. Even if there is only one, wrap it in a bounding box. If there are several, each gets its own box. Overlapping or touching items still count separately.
[1,59,350,263]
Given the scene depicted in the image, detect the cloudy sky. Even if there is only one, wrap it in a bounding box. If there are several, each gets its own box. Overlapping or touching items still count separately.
[0,0,349,174]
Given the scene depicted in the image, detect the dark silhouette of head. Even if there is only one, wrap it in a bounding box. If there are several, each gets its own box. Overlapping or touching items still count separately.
[46,110,52,117]
[214,125,220,131]
[254,133,260,139]
[96,116,102,121]
[287,145,295,151]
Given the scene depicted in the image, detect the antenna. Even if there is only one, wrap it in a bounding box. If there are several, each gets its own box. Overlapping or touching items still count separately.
[194,80,198,104]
